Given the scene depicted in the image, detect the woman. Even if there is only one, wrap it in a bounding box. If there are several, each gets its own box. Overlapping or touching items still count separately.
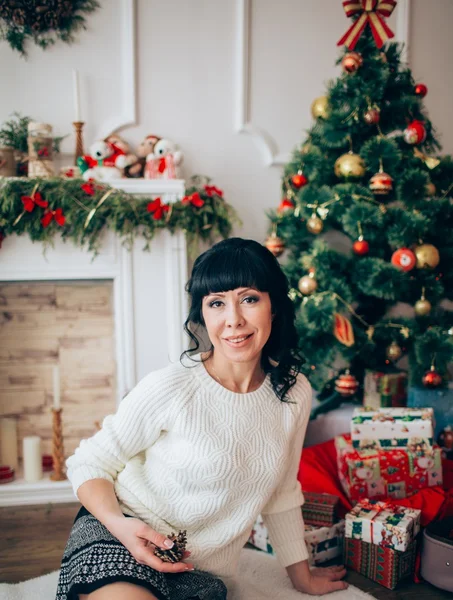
[56,237,347,599]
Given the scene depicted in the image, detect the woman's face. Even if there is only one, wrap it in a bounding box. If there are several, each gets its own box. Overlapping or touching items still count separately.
[201,287,273,364]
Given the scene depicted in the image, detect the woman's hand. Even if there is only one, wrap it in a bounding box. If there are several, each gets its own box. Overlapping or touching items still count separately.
[294,565,348,595]
[107,515,194,573]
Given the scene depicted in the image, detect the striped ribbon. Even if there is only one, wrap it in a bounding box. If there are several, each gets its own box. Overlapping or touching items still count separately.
[337,0,396,50]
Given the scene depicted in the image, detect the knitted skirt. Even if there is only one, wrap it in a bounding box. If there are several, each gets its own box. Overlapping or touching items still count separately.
[56,507,227,600]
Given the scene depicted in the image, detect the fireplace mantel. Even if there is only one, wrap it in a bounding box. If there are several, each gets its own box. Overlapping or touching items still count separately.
[0,179,189,506]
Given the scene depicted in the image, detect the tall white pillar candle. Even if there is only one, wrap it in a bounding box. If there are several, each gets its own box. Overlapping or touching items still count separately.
[72,69,81,122]
[53,365,61,410]
[0,418,18,469]
[23,436,43,482]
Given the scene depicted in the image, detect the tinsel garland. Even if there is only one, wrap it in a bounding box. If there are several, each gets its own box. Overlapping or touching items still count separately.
[0,0,100,56]
[0,177,240,257]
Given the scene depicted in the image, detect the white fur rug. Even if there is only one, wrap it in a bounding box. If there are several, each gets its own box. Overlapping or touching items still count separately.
[0,548,375,600]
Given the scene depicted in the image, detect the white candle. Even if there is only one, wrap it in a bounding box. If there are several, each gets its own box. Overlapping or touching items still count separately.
[53,365,61,410]
[0,418,18,469]
[23,436,43,482]
[73,69,81,122]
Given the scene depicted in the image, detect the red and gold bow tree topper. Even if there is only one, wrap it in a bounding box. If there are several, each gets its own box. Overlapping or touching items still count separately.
[337,0,397,50]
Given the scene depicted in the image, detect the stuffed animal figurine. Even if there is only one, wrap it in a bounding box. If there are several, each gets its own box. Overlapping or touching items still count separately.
[105,134,138,176]
[77,140,123,181]
[125,134,161,178]
[145,138,183,179]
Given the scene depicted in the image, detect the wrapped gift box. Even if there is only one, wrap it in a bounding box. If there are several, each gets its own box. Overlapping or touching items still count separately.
[344,537,416,589]
[345,499,421,552]
[302,491,340,527]
[351,407,434,450]
[363,370,408,409]
[335,434,442,502]
[248,515,345,565]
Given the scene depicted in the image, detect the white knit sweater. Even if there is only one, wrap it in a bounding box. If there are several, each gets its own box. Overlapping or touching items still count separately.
[67,356,312,578]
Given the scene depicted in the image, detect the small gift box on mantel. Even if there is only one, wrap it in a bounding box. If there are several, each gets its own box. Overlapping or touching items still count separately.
[351,406,434,450]
[345,498,421,552]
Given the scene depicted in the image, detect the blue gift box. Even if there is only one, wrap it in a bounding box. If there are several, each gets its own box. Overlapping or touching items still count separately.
[408,386,453,437]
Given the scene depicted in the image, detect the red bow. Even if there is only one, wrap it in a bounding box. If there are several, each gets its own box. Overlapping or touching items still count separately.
[337,0,396,50]
[81,179,105,196]
[147,197,170,220]
[38,147,50,158]
[182,192,205,208]
[358,498,396,513]
[158,157,167,173]
[204,185,223,197]
[41,208,65,228]
[21,192,48,212]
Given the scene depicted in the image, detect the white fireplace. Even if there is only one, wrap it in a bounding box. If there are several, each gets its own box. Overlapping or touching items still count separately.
[0,179,189,506]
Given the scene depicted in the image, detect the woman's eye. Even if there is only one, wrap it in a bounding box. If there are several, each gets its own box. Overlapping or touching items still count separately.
[209,300,223,308]
[242,296,259,304]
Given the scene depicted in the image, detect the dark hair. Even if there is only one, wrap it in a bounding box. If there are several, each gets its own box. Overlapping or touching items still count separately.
[181,237,304,402]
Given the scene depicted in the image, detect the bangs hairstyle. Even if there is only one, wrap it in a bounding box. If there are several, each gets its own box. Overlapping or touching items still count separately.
[181,237,304,402]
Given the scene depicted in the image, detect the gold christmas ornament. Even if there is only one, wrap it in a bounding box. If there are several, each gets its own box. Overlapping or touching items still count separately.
[415,297,432,316]
[341,52,363,73]
[386,341,403,362]
[415,244,440,269]
[306,213,324,234]
[334,152,365,179]
[298,272,318,295]
[264,233,285,257]
[311,96,330,120]
[426,182,436,196]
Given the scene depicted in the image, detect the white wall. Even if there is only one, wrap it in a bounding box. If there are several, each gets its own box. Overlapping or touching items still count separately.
[2,0,452,244]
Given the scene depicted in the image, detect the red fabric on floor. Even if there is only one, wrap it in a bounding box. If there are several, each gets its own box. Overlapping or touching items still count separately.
[298,438,451,525]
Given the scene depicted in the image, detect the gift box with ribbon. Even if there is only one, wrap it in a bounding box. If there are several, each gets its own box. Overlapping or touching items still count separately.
[351,406,434,450]
[345,498,421,552]
[302,491,340,527]
[248,514,345,565]
[335,434,442,502]
[363,370,408,410]
[344,537,416,590]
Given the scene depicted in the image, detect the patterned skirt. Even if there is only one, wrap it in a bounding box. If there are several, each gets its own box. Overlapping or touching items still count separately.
[56,507,228,600]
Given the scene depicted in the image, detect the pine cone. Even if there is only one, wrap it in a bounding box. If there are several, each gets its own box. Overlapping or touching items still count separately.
[154,530,188,563]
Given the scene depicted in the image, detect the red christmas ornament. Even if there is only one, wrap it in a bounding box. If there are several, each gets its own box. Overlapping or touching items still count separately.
[335,372,359,397]
[415,83,428,98]
[404,120,427,145]
[291,173,308,188]
[277,199,295,215]
[422,366,442,388]
[264,233,285,257]
[369,171,393,195]
[182,192,204,208]
[341,51,363,73]
[147,197,170,220]
[353,238,369,255]
[364,108,380,125]
[391,248,417,272]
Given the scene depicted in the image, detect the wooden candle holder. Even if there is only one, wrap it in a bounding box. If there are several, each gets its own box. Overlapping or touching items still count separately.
[72,121,85,165]
[50,408,67,481]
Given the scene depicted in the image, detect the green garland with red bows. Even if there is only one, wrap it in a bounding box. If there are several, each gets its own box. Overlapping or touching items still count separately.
[0,176,240,256]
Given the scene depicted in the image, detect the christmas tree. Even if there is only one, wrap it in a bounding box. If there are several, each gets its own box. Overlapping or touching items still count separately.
[267,2,453,416]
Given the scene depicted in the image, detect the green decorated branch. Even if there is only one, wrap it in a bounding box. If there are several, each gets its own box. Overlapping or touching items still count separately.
[0,0,100,56]
[0,176,240,257]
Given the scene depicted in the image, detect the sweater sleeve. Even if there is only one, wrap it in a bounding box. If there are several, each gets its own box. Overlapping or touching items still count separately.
[66,366,179,496]
[261,375,312,567]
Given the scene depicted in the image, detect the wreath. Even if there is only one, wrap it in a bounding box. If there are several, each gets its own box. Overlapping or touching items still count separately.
[0,176,241,257]
[0,0,100,56]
